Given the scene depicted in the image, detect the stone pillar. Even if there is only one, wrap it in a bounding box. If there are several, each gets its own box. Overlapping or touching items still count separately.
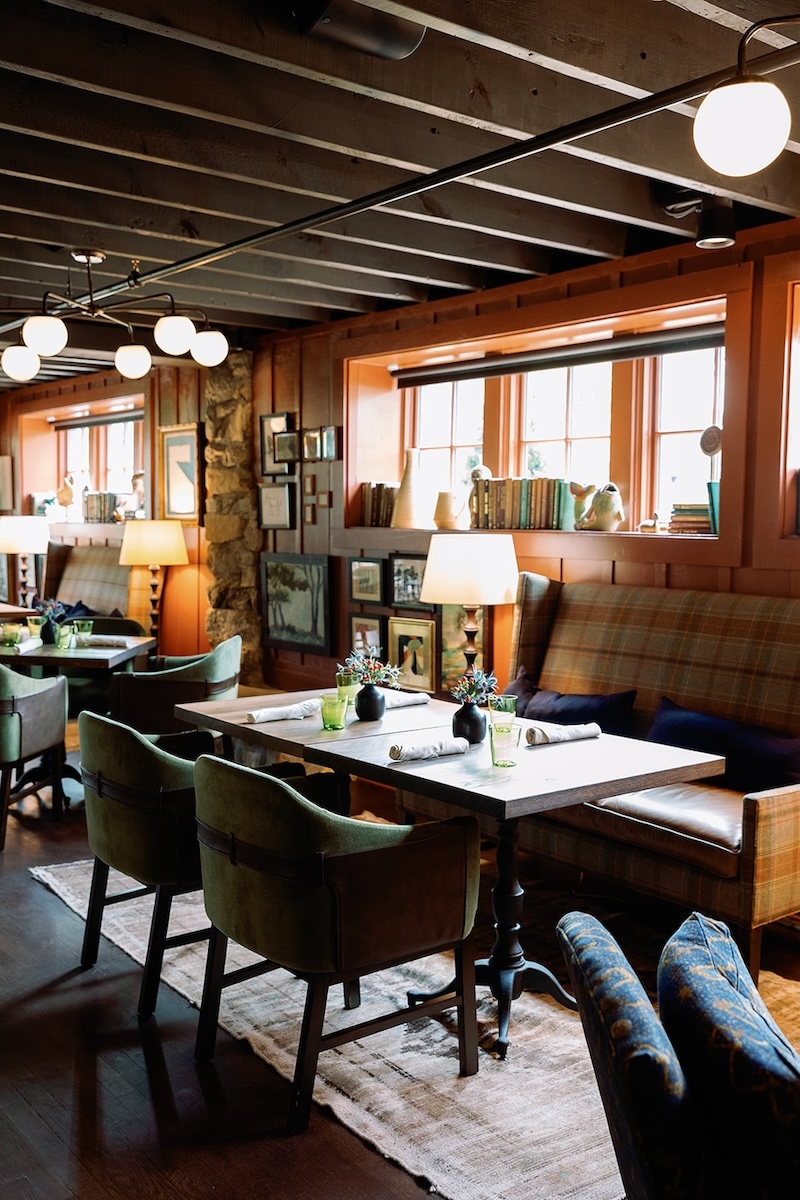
[203,350,264,686]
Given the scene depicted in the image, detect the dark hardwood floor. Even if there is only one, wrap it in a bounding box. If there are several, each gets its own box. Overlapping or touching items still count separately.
[0,771,432,1200]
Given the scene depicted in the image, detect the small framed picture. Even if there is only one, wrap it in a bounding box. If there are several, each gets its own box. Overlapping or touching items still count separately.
[303,474,316,497]
[260,412,293,476]
[261,552,333,655]
[350,613,385,656]
[349,557,383,605]
[389,553,428,608]
[258,481,295,529]
[302,428,322,461]
[389,616,437,692]
[274,430,301,463]
[321,425,338,460]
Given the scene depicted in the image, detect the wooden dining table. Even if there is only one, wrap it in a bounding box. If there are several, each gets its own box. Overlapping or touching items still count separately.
[175,689,725,1056]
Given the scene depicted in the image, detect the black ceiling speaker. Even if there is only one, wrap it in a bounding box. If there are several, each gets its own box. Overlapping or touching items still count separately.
[291,0,425,59]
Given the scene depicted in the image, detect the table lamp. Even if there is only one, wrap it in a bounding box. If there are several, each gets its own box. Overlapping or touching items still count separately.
[0,515,51,605]
[119,519,189,640]
[419,532,518,677]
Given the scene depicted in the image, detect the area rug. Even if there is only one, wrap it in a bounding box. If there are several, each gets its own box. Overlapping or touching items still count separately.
[31,859,623,1200]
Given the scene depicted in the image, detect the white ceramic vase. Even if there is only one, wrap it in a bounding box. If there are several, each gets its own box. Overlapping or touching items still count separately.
[390,447,433,529]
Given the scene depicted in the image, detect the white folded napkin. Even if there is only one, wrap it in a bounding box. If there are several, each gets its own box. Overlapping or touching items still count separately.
[525,722,601,746]
[244,699,321,723]
[13,637,43,654]
[389,737,469,761]
[76,635,129,648]
[382,690,431,709]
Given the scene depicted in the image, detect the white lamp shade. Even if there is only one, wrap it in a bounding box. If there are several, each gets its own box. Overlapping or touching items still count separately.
[191,328,229,367]
[693,76,792,176]
[154,313,196,355]
[119,519,189,567]
[115,342,152,379]
[419,533,518,606]
[22,314,69,356]
[0,515,51,555]
[1,344,40,383]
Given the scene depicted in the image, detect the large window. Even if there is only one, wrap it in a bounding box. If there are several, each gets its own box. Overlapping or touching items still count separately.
[415,378,484,490]
[519,361,612,487]
[59,417,144,520]
[650,347,724,516]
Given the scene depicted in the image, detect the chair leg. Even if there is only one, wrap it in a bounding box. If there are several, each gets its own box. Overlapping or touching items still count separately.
[137,885,174,1019]
[0,767,11,852]
[50,742,66,820]
[288,977,330,1135]
[81,858,110,968]
[195,925,229,1061]
[454,941,479,1077]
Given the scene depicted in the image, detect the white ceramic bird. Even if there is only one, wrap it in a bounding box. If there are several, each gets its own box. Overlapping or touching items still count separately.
[577,482,625,531]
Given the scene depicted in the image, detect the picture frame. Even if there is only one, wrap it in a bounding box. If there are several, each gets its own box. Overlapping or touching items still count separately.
[440,603,485,693]
[260,412,293,476]
[260,552,333,655]
[349,557,384,605]
[273,430,301,464]
[159,423,202,523]
[321,425,338,460]
[258,481,295,530]
[388,616,437,692]
[389,553,428,608]
[302,428,322,461]
[349,613,385,656]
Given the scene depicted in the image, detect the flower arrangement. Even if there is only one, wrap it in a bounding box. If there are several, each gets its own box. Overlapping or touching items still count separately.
[450,666,498,705]
[338,647,401,688]
[34,598,66,623]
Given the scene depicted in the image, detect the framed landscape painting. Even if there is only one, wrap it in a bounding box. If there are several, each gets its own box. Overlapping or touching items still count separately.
[260,552,332,655]
[389,554,428,609]
[349,557,383,605]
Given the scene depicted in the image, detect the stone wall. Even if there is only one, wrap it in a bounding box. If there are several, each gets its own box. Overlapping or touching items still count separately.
[202,350,264,686]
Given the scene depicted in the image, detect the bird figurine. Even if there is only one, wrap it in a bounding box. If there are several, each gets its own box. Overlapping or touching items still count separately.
[569,481,596,529]
[577,482,625,531]
[56,474,74,508]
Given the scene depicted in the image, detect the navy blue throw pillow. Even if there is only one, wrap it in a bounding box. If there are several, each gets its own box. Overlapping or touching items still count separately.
[522,688,637,735]
[502,666,538,717]
[646,696,800,793]
[61,600,98,619]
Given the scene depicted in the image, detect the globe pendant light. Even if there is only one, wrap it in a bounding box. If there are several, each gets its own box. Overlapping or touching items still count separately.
[22,314,69,356]
[693,75,792,176]
[191,328,229,366]
[115,342,152,380]
[1,344,40,382]
[154,313,196,355]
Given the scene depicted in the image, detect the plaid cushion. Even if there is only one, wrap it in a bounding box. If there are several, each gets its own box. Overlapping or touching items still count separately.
[514,578,800,738]
[50,544,131,616]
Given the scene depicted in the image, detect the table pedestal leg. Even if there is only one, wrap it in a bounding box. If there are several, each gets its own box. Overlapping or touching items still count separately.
[475,817,576,1058]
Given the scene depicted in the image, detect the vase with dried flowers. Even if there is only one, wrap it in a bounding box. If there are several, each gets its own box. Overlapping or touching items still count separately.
[34,598,66,645]
[337,647,401,721]
[450,667,497,743]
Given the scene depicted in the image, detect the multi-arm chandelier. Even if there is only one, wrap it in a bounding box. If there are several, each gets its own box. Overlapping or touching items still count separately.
[1,250,230,384]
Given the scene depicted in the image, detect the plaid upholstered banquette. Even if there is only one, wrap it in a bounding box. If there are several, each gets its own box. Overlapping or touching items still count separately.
[43,540,131,617]
[400,573,800,981]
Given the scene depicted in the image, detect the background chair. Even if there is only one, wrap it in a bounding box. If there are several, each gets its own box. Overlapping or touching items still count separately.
[193,755,481,1133]
[556,911,705,1200]
[0,663,68,850]
[78,711,215,1018]
[108,634,242,734]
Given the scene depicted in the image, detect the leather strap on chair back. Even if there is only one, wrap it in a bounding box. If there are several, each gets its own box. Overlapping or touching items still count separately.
[82,767,195,815]
[197,818,325,883]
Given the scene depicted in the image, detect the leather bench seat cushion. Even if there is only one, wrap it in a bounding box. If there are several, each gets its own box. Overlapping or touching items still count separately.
[543,783,743,878]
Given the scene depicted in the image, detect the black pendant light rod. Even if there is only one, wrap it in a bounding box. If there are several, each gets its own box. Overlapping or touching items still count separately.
[4,32,800,334]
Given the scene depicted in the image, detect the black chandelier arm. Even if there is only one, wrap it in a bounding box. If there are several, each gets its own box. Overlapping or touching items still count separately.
[739,15,800,75]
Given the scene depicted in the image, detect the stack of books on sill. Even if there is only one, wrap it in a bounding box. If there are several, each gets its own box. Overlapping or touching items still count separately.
[471,476,574,531]
[359,481,399,527]
[83,491,119,523]
[668,502,713,534]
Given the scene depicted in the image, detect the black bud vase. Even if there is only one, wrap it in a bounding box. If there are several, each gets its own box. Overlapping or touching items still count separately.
[41,618,58,645]
[354,682,385,721]
[452,699,487,744]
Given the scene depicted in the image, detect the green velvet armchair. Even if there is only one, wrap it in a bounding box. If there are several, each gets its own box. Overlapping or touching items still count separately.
[193,754,481,1133]
[108,634,242,734]
[77,711,215,1017]
[0,663,68,850]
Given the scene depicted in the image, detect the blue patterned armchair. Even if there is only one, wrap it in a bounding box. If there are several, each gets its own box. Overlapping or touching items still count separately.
[557,909,800,1200]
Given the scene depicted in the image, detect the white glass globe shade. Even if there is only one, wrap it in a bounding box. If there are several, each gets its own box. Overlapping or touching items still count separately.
[191,328,229,367]
[693,76,792,176]
[1,344,40,382]
[22,314,69,356]
[153,313,196,355]
[115,342,152,379]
